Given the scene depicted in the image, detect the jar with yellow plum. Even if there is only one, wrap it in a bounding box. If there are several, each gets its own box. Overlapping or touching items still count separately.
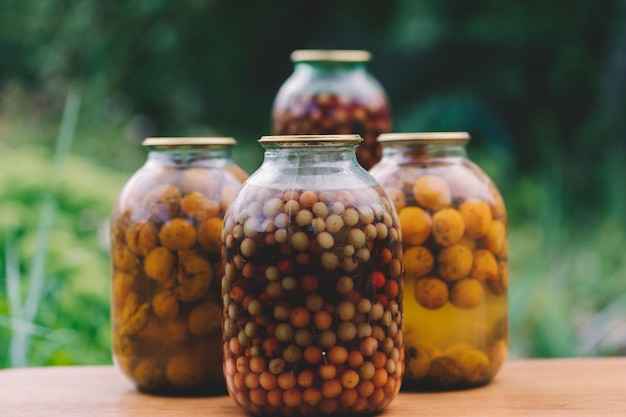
[369,132,508,390]
[110,137,248,395]
[221,135,404,416]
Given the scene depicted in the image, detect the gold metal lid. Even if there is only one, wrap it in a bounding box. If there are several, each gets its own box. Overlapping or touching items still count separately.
[291,50,372,63]
[259,134,363,144]
[142,137,237,147]
[377,132,470,145]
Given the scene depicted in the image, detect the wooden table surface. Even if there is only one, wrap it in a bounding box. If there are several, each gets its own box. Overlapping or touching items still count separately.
[0,358,624,416]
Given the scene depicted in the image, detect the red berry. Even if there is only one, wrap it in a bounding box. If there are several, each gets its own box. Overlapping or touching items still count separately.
[370,271,386,289]
[277,259,293,274]
[376,293,389,307]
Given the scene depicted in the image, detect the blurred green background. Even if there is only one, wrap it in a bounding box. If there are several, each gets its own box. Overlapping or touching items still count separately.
[1,0,625,367]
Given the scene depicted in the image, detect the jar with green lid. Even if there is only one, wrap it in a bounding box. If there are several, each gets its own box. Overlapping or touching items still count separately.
[369,132,508,390]
[221,134,404,415]
[272,50,391,170]
[110,137,248,395]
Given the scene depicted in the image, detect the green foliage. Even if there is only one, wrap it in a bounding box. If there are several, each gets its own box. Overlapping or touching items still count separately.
[0,141,127,367]
[1,0,622,185]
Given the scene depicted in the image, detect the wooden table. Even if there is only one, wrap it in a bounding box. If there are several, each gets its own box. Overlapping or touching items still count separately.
[0,358,624,416]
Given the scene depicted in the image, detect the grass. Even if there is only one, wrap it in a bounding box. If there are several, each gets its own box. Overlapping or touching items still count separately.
[505,158,626,358]
[0,90,128,367]
[509,218,626,357]
[6,89,81,367]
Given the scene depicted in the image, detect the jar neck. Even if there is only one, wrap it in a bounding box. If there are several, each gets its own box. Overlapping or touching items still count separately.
[146,146,235,167]
[262,143,360,167]
[249,140,376,190]
[381,142,468,161]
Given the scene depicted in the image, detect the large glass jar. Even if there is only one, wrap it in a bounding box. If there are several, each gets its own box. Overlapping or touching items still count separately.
[221,135,404,416]
[110,137,248,395]
[369,132,508,391]
[272,50,391,171]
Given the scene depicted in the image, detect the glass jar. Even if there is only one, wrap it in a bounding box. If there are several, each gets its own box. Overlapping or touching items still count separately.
[110,137,248,395]
[272,50,391,171]
[369,132,508,391]
[221,135,404,416]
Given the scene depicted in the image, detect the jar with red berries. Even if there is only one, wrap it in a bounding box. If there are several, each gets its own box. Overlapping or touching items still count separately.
[221,134,404,416]
[110,137,248,395]
[370,132,508,391]
[272,50,391,170]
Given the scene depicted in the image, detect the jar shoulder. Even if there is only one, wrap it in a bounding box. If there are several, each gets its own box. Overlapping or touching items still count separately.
[113,160,247,218]
[274,67,387,104]
[370,155,505,212]
[243,161,378,192]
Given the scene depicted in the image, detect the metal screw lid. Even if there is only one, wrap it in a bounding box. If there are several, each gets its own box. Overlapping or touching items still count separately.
[142,137,237,147]
[290,50,372,63]
[259,134,363,144]
[377,132,470,145]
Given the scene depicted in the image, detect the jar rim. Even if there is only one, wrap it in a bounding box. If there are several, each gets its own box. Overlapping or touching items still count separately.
[377,132,470,144]
[142,137,237,147]
[291,49,372,63]
[259,134,363,144]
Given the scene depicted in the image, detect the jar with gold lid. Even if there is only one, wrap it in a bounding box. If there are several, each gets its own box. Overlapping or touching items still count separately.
[369,132,508,390]
[221,134,403,415]
[272,50,391,170]
[110,137,248,395]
